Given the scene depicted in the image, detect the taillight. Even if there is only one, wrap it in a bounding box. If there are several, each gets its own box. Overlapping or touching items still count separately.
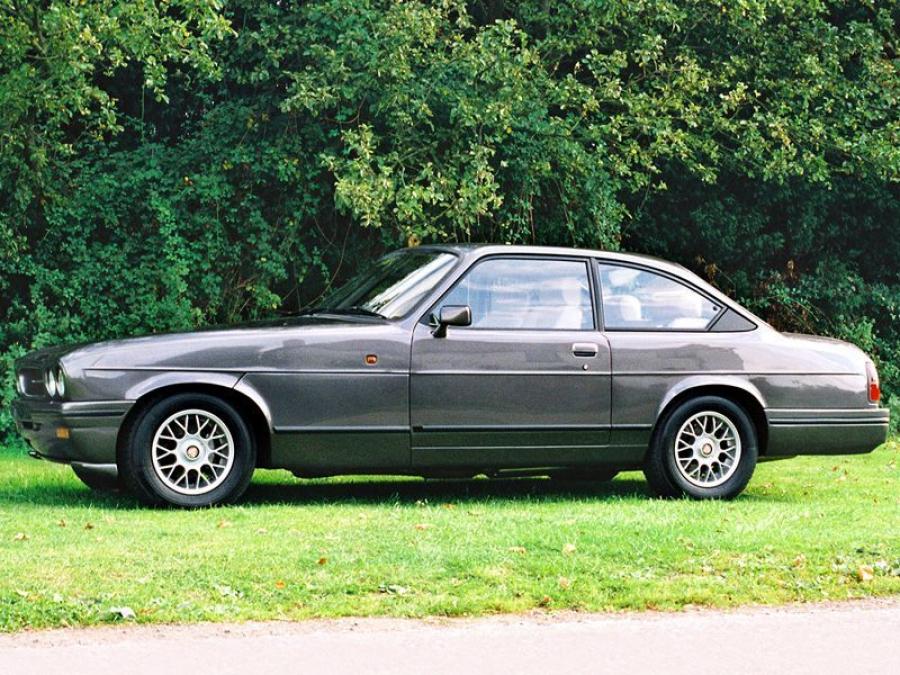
[865,362,881,403]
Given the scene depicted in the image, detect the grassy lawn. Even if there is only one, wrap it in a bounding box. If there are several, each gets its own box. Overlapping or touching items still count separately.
[0,440,897,632]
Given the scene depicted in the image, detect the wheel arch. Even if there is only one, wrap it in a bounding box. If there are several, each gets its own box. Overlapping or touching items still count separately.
[653,379,768,455]
[116,382,273,469]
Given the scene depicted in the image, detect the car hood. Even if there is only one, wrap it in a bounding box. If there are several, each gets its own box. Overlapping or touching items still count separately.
[40,315,407,374]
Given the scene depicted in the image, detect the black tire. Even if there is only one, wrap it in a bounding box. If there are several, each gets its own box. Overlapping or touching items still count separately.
[644,395,757,500]
[71,463,121,491]
[119,393,256,507]
[549,468,619,482]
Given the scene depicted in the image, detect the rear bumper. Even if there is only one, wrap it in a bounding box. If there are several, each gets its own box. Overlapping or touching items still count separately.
[10,399,132,464]
[766,408,890,457]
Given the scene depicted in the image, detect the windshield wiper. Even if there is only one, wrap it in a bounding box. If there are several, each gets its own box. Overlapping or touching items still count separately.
[342,306,387,319]
[311,306,387,319]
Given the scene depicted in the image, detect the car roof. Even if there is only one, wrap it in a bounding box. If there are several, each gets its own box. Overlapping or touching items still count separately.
[410,243,691,277]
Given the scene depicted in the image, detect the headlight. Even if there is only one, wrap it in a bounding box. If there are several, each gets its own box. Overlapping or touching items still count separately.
[55,366,66,399]
[44,368,58,398]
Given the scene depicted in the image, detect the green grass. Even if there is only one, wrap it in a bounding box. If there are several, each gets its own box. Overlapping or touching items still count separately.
[0,441,898,632]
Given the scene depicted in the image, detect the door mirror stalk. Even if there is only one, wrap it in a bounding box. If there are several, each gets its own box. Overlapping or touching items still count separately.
[431,305,472,338]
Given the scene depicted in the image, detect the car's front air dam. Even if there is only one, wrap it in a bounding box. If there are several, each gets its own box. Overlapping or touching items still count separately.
[11,399,132,464]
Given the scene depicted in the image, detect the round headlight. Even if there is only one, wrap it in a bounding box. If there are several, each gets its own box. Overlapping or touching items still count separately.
[55,366,66,399]
[44,368,58,398]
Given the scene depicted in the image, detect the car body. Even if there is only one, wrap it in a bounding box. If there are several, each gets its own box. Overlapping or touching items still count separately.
[11,244,889,505]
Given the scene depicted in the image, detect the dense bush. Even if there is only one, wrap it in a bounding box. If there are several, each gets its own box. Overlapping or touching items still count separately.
[2,1,898,437]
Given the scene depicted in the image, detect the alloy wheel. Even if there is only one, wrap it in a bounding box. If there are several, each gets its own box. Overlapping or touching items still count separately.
[673,411,742,488]
[151,409,235,495]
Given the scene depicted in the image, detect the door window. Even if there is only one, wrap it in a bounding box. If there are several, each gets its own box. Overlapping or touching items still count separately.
[438,258,594,330]
[598,263,720,330]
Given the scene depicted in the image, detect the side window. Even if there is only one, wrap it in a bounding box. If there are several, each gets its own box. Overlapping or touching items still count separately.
[438,258,594,330]
[598,263,720,330]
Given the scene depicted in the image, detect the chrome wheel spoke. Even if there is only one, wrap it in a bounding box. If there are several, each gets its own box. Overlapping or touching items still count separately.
[151,408,235,496]
[673,411,742,489]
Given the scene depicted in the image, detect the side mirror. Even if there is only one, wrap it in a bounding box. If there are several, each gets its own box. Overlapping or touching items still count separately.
[431,305,472,338]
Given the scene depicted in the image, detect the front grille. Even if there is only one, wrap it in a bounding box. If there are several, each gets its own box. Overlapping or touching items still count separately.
[17,368,47,398]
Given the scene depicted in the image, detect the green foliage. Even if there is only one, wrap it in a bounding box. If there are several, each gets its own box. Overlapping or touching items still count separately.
[0,0,231,213]
[1,0,898,437]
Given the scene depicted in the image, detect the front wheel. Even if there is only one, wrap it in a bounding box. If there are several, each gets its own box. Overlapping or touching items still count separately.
[119,393,256,507]
[644,395,757,500]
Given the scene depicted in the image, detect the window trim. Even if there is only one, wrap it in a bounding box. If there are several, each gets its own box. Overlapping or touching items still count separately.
[420,254,599,333]
[594,259,728,333]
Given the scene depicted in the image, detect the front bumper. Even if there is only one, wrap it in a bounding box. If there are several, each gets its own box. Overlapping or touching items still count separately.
[10,398,133,464]
[766,407,890,457]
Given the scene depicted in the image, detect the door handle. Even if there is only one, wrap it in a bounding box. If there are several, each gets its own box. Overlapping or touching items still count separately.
[571,342,599,358]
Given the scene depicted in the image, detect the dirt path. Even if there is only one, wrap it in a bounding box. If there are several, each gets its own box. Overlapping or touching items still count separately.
[2,599,898,674]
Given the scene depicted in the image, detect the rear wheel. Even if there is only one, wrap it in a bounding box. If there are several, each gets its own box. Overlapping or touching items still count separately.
[644,395,757,499]
[71,463,120,491]
[120,393,256,507]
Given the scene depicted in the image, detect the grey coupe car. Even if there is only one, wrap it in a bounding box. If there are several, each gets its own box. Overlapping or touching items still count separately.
[12,245,888,506]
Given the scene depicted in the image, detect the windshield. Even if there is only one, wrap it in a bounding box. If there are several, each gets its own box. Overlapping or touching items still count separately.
[313,250,458,319]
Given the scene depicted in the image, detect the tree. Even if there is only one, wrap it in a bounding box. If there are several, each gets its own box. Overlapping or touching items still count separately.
[1,1,897,438]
